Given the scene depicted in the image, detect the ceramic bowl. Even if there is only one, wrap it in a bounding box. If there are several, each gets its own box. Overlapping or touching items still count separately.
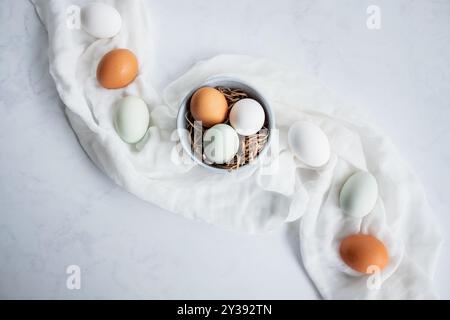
[176,76,275,173]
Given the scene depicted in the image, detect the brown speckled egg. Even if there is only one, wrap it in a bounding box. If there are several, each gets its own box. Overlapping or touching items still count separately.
[190,87,228,128]
[339,234,389,274]
[97,49,138,89]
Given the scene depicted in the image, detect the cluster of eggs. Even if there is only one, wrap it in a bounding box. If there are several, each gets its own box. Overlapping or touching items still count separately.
[82,2,388,277]
[288,123,388,275]
[190,87,266,164]
[81,2,150,144]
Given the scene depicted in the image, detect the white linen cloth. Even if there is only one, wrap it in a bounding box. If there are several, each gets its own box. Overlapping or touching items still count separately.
[32,0,442,299]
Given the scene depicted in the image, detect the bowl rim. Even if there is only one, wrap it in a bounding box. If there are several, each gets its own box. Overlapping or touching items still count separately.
[176,75,275,173]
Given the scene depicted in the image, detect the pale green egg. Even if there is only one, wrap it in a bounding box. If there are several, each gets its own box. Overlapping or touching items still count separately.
[340,171,378,218]
[114,96,150,144]
[203,124,239,164]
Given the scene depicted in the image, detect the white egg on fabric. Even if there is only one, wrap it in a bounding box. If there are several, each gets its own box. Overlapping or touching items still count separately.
[114,96,150,144]
[203,124,239,164]
[340,171,379,218]
[288,121,330,167]
[81,3,122,39]
[229,98,265,136]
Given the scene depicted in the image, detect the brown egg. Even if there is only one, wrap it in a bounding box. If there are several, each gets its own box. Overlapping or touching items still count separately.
[97,49,138,89]
[190,87,228,127]
[339,234,389,274]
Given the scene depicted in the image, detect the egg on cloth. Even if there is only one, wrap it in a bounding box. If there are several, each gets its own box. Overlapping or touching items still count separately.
[203,124,239,164]
[81,3,122,39]
[190,87,228,128]
[340,171,378,218]
[339,234,389,274]
[97,49,138,89]
[114,96,149,144]
[288,121,331,167]
[229,98,265,136]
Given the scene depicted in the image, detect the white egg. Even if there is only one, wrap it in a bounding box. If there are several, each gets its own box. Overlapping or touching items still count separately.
[203,124,239,164]
[229,98,265,136]
[340,171,378,218]
[81,3,122,39]
[114,96,150,144]
[288,121,330,167]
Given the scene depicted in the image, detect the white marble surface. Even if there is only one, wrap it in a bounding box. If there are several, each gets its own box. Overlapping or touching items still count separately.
[0,0,449,299]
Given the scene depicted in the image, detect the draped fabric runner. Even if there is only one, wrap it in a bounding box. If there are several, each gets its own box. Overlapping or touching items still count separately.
[32,0,442,299]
